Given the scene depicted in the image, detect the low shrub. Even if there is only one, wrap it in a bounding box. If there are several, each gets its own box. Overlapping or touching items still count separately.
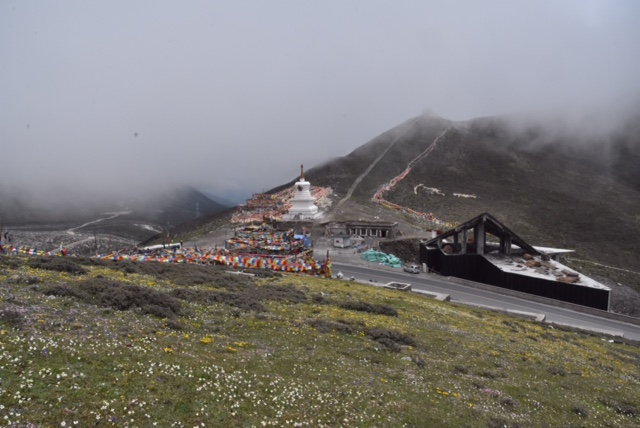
[547,366,567,376]
[42,278,183,318]
[165,320,183,331]
[600,398,638,417]
[411,355,426,368]
[307,319,354,334]
[453,365,469,374]
[76,259,236,286]
[167,269,218,286]
[307,319,416,351]
[28,257,87,275]
[478,370,503,380]
[0,256,22,269]
[500,396,519,408]
[171,288,266,312]
[487,417,514,428]
[254,284,307,304]
[249,269,281,279]
[375,337,402,352]
[366,327,416,347]
[339,301,398,317]
[0,308,26,329]
[310,294,330,304]
[571,404,589,417]
[159,266,260,288]
[7,275,41,285]
[75,257,111,267]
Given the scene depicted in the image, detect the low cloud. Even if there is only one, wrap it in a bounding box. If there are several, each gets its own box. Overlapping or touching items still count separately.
[1,1,638,210]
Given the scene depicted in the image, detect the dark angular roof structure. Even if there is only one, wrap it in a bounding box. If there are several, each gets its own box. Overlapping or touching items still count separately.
[420,212,610,311]
[422,212,539,257]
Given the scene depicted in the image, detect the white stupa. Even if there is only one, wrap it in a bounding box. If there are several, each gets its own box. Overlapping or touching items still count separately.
[283,165,321,221]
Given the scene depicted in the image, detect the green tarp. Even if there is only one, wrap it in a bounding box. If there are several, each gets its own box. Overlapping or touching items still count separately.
[361,249,403,268]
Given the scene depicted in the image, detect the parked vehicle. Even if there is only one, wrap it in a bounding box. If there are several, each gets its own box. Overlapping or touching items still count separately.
[403,264,420,274]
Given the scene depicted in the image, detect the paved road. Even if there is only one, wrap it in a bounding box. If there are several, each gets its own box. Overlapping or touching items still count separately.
[333,263,640,341]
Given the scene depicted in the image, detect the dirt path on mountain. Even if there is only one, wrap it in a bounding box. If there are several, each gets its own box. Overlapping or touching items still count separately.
[333,118,418,212]
[371,127,454,228]
[331,121,455,230]
[66,211,132,235]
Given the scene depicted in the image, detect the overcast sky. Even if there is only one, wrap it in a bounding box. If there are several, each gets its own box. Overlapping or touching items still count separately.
[2,1,639,203]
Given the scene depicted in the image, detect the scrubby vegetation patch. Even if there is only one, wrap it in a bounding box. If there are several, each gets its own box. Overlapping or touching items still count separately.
[366,327,416,351]
[1,255,639,427]
[27,257,87,275]
[171,288,266,312]
[0,307,26,329]
[307,319,354,334]
[339,300,398,316]
[42,278,184,318]
[307,317,416,352]
[253,283,307,304]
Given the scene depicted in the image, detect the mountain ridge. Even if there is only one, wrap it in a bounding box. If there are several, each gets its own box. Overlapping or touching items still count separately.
[38,112,635,298]
[0,185,229,227]
[181,114,639,280]
[239,112,640,296]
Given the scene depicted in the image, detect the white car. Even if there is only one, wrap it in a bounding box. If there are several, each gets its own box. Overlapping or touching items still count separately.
[403,264,420,274]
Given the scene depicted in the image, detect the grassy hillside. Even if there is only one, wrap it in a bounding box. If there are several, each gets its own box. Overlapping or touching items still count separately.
[1,256,639,427]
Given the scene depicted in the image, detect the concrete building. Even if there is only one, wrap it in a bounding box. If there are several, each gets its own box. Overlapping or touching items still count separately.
[333,234,352,248]
[421,213,611,310]
[346,221,398,239]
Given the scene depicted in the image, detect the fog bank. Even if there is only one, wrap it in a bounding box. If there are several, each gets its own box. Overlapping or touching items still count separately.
[2,1,639,207]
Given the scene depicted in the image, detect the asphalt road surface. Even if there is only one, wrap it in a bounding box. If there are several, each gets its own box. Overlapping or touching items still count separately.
[333,262,640,341]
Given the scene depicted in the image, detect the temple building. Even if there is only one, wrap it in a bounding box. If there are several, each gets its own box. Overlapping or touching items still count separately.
[283,165,321,221]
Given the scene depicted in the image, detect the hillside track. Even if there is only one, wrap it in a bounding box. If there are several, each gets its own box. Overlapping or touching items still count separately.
[333,118,420,212]
[372,126,454,226]
[66,210,132,235]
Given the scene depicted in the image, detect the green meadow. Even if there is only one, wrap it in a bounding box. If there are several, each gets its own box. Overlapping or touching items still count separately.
[1,256,639,427]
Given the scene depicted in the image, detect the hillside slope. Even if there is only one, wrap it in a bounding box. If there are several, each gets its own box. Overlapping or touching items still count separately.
[1,186,230,256]
[299,113,640,284]
[166,113,639,298]
[0,185,228,228]
[131,185,230,226]
[1,256,639,427]
[381,116,640,270]
[304,115,452,200]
